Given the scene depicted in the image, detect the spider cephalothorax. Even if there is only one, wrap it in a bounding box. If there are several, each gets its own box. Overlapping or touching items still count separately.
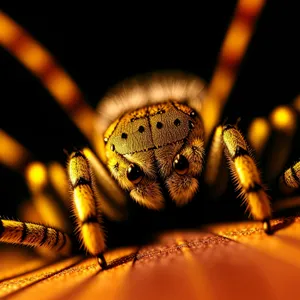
[103,100,205,208]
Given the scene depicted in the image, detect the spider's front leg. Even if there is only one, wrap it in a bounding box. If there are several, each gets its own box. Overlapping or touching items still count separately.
[68,150,107,269]
[222,125,272,234]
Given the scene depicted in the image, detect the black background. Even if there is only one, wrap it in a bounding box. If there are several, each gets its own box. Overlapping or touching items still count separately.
[0,2,299,247]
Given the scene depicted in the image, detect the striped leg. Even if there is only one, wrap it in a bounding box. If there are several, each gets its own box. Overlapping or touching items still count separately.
[68,150,107,268]
[222,125,272,234]
[0,12,96,141]
[201,0,266,141]
[0,219,71,256]
[269,160,300,211]
[280,160,300,190]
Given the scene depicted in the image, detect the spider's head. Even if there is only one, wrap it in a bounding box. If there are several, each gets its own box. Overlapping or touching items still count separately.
[103,101,205,209]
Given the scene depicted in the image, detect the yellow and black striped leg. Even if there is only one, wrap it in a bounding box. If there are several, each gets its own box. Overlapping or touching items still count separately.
[280,160,300,190]
[222,125,272,234]
[0,219,72,256]
[269,160,300,212]
[68,150,107,269]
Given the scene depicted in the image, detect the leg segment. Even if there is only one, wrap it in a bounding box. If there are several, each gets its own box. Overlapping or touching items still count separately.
[204,125,228,197]
[0,12,95,140]
[222,125,272,233]
[68,150,107,268]
[280,160,300,190]
[201,0,266,141]
[83,148,127,221]
[0,219,71,256]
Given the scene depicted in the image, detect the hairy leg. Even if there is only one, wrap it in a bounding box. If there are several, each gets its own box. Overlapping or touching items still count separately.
[222,124,272,234]
[68,150,107,268]
[0,219,72,256]
[280,160,300,190]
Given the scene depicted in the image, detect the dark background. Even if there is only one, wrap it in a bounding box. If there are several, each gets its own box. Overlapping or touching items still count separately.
[0,2,299,247]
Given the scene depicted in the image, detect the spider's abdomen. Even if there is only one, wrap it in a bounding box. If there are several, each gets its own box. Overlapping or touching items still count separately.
[104,102,197,155]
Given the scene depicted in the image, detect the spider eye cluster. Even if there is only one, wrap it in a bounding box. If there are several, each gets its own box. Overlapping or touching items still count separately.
[127,163,144,184]
[173,154,189,175]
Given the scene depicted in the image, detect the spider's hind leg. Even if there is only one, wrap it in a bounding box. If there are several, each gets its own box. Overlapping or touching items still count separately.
[222,124,272,234]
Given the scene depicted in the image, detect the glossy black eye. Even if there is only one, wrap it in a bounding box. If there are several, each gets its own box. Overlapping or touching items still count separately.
[126,163,144,184]
[173,154,189,175]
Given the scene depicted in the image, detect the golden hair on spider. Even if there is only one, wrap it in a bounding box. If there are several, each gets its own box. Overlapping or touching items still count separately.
[222,124,272,233]
[0,2,299,271]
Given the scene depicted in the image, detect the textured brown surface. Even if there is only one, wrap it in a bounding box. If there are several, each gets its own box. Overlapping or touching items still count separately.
[1,217,300,300]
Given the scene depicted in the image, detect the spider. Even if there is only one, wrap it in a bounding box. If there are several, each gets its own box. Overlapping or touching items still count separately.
[0,2,299,270]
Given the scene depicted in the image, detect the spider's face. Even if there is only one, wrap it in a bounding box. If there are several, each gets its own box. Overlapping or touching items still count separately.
[103,101,205,209]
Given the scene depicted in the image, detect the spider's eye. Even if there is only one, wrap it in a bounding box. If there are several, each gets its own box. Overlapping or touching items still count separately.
[173,154,189,175]
[127,163,144,184]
